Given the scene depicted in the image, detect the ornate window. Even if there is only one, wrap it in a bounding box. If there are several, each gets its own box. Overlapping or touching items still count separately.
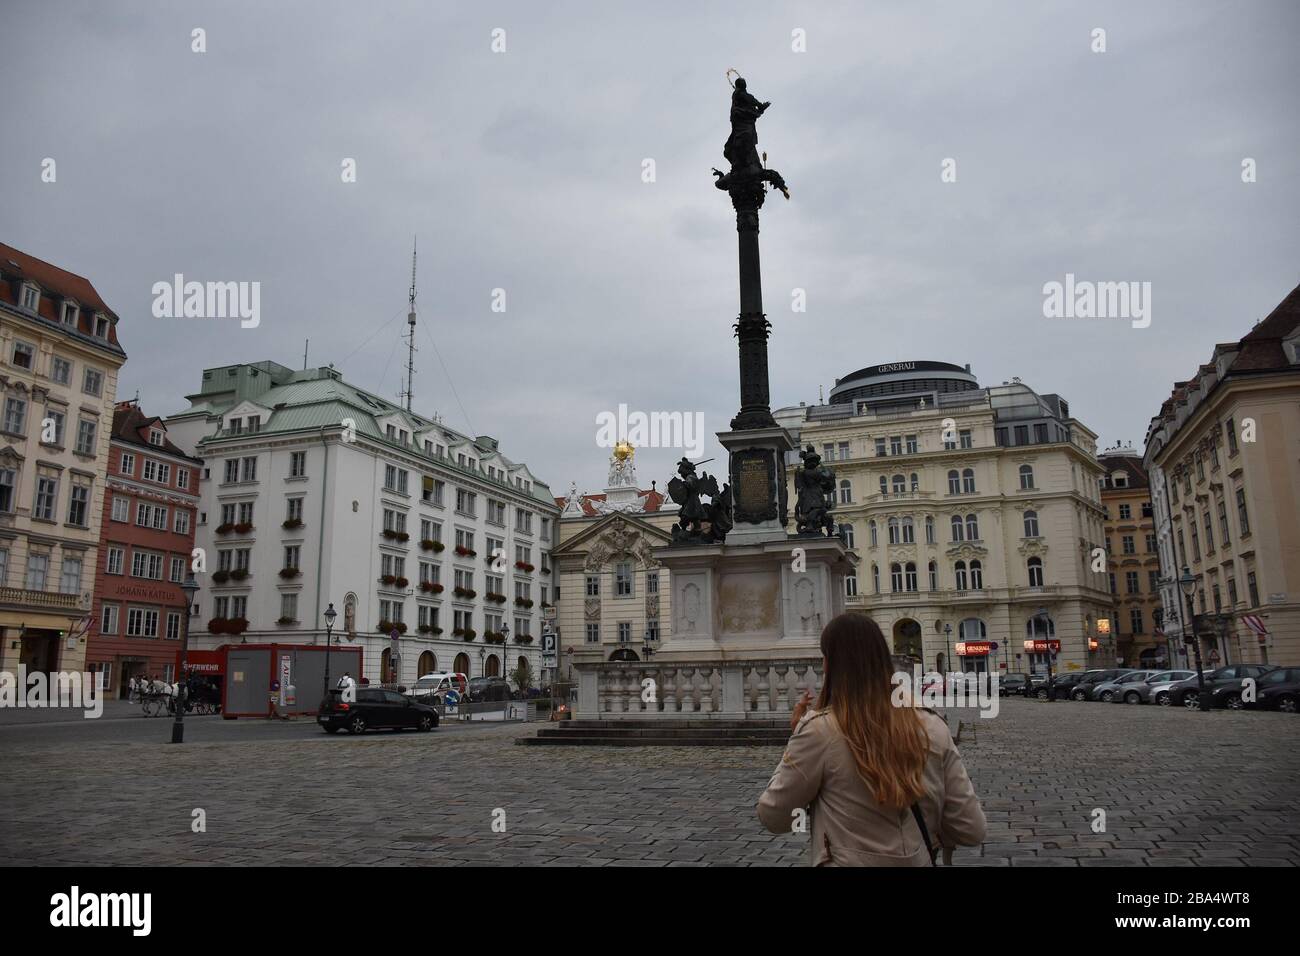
[1023,510,1039,537]
[890,563,903,592]
[951,515,964,542]
[947,470,960,495]
[1019,464,1034,490]
[969,560,983,590]
[1027,557,1044,588]
[965,513,979,541]
[954,561,968,590]
[961,468,976,494]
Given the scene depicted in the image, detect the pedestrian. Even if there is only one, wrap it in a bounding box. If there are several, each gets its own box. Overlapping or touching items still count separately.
[128,676,138,702]
[757,612,987,866]
[337,672,355,694]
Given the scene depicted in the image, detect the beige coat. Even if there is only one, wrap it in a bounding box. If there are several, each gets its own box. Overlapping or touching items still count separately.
[757,708,986,866]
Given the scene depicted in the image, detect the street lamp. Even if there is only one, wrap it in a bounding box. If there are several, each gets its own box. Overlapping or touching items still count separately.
[1179,566,1210,712]
[1037,607,1055,702]
[499,622,510,682]
[322,603,338,699]
[642,625,657,662]
[943,623,952,675]
[170,572,200,745]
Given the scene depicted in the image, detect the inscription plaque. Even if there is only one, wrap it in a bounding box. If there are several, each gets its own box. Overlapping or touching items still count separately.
[731,448,777,523]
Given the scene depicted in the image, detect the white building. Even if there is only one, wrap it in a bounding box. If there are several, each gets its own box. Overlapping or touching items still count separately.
[166,360,558,687]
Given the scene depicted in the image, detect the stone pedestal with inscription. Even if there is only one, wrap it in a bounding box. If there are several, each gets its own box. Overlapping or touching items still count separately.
[655,535,853,664]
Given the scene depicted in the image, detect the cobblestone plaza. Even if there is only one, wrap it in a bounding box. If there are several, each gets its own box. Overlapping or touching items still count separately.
[1,697,1296,867]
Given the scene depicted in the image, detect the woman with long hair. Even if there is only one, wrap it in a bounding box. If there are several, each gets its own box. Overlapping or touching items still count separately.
[758,612,986,865]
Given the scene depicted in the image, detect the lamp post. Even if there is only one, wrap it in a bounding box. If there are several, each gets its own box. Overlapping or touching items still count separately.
[1180,567,1210,711]
[322,602,338,699]
[943,623,952,675]
[499,622,510,682]
[170,573,200,744]
[1037,607,1054,702]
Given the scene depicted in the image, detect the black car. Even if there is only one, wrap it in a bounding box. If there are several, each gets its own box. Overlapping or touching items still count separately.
[1167,664,1277,710]
[1034,672,1086,700]
[999,673,1032,697]
[1255,667,1300,713]
[1068,669,1134,701]
[467,677,513,703]
[318,688,439,734]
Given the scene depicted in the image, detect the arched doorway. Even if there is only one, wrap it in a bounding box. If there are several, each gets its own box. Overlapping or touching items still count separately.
[453,652,470,677]
[935,652,946,673]
[380,648,393,684]
[609,647,640,662]
[417,651,436,677]
[892,618,922,660]
[485,654,500,677]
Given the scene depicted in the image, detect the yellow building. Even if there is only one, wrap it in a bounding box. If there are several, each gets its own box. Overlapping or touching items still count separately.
[552,444,679,679]
[779,362,1114,677]
[0,243,126,678]
[1144,283,1300,668]
[1097,445,1165,666]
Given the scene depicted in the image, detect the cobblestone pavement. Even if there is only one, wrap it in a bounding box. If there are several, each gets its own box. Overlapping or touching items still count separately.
[1,698,1296,866]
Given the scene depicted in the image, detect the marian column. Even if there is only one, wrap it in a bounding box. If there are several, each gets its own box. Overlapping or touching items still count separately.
[712,75,795,543]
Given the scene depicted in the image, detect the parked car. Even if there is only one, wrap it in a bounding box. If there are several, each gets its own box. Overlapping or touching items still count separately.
[1255,667,1300,713]
[467,676,513,703]
[1068,668,1136,701]
[1210,665,1297,710]
[1108,670,1198,705]
[999,673,1032,697]
[1089,669,1161,703]
[1167,664,1278,709]
[318,687,439,734]
[1035,672,1086,699]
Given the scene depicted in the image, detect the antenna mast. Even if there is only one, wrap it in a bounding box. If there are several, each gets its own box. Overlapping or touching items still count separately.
[401,237,419,412]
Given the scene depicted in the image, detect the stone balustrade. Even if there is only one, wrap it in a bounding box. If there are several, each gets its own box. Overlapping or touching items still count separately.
[575,658,824,719]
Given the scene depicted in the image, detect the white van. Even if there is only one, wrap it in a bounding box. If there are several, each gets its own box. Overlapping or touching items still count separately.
[409,672,468,701]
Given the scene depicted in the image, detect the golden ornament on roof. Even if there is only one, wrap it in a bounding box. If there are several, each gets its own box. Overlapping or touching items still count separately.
[613,440,634,462]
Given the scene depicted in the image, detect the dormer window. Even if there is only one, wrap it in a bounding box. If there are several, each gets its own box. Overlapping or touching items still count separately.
[21,284,39,312]
[61,301,80,326]
[230,418,243,434]
[247,415,260,433]
[149,429,164,447]
[93,315,110,338]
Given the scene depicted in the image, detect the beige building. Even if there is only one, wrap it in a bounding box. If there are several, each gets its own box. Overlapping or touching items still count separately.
[0,243,126,678]
[780,361,1113,677]
[1097,445,1165,666]
[552,444,679,679]
[1144,282,1300,668]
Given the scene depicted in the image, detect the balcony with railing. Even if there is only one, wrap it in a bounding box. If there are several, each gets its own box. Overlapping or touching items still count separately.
[0,587,82,611]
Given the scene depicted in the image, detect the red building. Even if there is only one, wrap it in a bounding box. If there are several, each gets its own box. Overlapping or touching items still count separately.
[86,402,201,697]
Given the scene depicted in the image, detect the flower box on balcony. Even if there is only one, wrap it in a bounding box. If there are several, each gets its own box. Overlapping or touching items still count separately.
[514,634,534,644]
[282,518,304,530]
[229,568,249,581]
[484,633,505,645]
[514,561,535,573]
[279,568,301,580]
[514,597,534,609]
[454,546,477,557]
[418,581,442,594]
[381,574,398,586]
[207,616,229,634]
[394,577,409,589]
[418,625,444,635]
[234,522,254,535]
[276,616,296,626]
[453,587,477,599]
[227,617,249,635]
[215,523,235,535]
[211,570,230,584]
[376,620,408,635]
[485,592,507,604]
[461,628,476,641]
[419,538,440,551]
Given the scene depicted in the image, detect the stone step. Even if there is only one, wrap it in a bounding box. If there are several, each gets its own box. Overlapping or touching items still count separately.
[551,719,789,730]
[517,734,786,747]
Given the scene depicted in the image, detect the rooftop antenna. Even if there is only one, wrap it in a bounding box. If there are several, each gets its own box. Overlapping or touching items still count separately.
[399,237,419,413]
[303,338,309,370]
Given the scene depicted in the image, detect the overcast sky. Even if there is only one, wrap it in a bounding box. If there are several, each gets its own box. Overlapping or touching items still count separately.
[4,0,1298,497]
